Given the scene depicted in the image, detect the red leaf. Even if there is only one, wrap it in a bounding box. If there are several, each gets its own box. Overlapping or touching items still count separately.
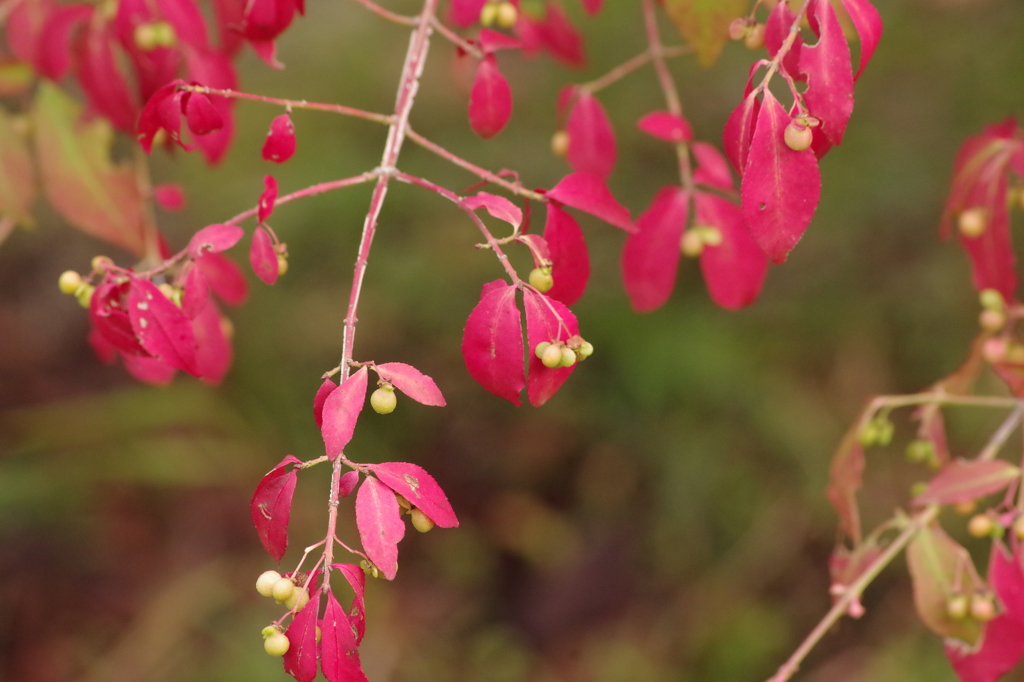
[839,0,882,80]
[195,253,248,305]
[339,470,359,498]
[637,111,693,144]
[478,28,521,53]
[373,363,445,406]
[461,280,525,405]
[567,91,617,180]
[912,459,1021,507]
[321,591,368,682]
[36,4,92,80]
[463,191,522,228]
[321,367,368,460]
[76,22,139,133]
[154,184,186,211]
[580,0,601,15]
[183,92,224,136]
[367,462,459,528]
[523,288,580,406]
[123,353,177,385]
[90,280,147,356]
[799,0,854,146]
[765,0,803,80]
[741,91,822,263]
[332,562,367,642]
[262,113,296,163]
[516,2,585,68]
[621,186,689,313]
[188,223,244,258]
[722,91,760,176]
[547,173,634,232]
[959,173,1016,299]
[313,378,337,429]
[250,454,301,562]
[250,226,280,285]
[192,301,233,384]
[259,174,278,223]
[450,0,486,28]
[355,476,405,580]
[691,141,734,191]
[468,55,512,139]
[542,204,590,306]
[946,542,1024,681]
[283,590,320,682]
[128,278,200,376]
[183,49,237,164]
[696,191,768,310]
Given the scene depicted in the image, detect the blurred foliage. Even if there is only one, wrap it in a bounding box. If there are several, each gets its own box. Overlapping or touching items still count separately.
[2,0,1024,681]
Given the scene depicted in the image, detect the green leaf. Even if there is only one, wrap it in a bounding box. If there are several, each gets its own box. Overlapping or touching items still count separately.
[0,107,37,228]
[662,0,749,67]
[32,82,151,256]
[906,522,984,647]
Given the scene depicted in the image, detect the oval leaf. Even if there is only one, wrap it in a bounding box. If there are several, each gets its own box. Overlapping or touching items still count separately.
[373,362,445,406]
[355,476,405,580]
[468,55,512,139]
[463,191,521,229]
[321,367,368,459]
[367,461,458,528]
[621,186,689,313]
[696,191,768,310]
[543,204,590,306]
[128,278,200,376]
[461,280,525,405]
[913,459,1021,507]
[250,225,279,284]
[187,223,244,258]
[637,110,693,144]
[250,454,301,562]
[283,589,320,682]
[799,0,854,146]
[547,172,634,232]
[567,91,616,179]
[907,522,984,646]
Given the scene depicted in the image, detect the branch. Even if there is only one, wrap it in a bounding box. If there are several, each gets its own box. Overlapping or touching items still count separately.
[183,85,394,125]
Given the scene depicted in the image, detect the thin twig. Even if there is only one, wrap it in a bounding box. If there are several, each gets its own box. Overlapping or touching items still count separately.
[978,403,1024,461]
[184,85,394,125]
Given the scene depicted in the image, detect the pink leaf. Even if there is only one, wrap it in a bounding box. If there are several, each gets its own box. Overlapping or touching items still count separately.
[250,226,280,285]
[461,280,525,405]
[250,454,301,562]
[523,288,580,406]
[547,173,634,232]
[262,113,296,163]
[153,183,186,211]
[195,253,248,305]
[691,141,734,191]
[183,92,224,136]
[580,0,601,15]
[621,186,689,313]
[567,91,617,180]
[313,378,337,429]
[839,0,882,80]
[183,50,238,164]
[355,476,405,580]
[478,28,521,53]
[321,591,368,682]
[76,23,139,133]
[321,367,368,459]
[127,278,200,376]
[123,353,177,385]
[827,427,865,543]
[543,204,590,306]
[959,173,1016,300]
[517,1,585,68]
[912,459,1021,507]
[367,462,459,528]
[332,563,367,642]
[283,590,320,682]
[463,191,522,229]
[516,234,551,265]
[450,0,486,28]
[468,55,512,139]
[339,470,359,498]
[37,4,92,80]
[765,0,803,79]
[373,363,446,406]
[259,174,278,223]
[637,111,693,144]
[946,543,1024,682]
[799,0,854,146]
[192,301,233,384]
[696,191,768,310]
[741,91,822,263]
[90,280,147,356]
[187,223,244,258]
[723,91,761,176]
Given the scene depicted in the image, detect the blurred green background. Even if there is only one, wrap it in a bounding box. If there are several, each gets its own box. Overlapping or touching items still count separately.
[2,0,1024,680]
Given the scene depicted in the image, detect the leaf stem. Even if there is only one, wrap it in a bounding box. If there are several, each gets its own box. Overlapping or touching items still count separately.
[184,85,394,125]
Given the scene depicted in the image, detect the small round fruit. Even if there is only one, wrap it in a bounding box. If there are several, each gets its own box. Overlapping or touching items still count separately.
[744,22,766,50]
[534,342,552,359]
[970,593,996,622]
[152,21,177,47]
[495,1,517,28]
[59,270,82,295]
[905,439,934,464]
[559,347,577,368]
[968,514,994,538]
[264,631,290,656]
[728,17,749,41]
[946,594,969,620]
[133,23,158,50]
[256,570,282,597]
[551,130,570,157]
[701,226,723,247]
[784,121,813,151]
[158,282,176,300]
[958,207,987,238]
[529,267,554,293]
[954,500,977,515]
[396,493,412,511]
[370,386,397,415]
[680,230,704,257]
[1013,515,1024,540]
[261,625,279,638]
[979,288,1005,311]
[541,343,564,369]
[91,255,114,272]
[479,2,498,26]
[271,577,296,603]
[75,284,95,308]
[285,587,309,611]
[983,338,1008,363]
[276,255,289,276]
[578,340,594,358]
[875,419,894,446]
[410,508,435,533]
[979,308,1005,332]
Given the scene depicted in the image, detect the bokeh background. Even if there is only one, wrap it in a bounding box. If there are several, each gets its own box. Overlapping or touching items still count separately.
[3,0,1024,680]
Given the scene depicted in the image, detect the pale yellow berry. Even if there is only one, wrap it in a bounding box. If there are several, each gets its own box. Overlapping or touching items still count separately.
[1013,516,1024,540]
[261,625,279,638]
[946,594,969,620]
[979,288,1005,311]
[276,255,289,276]
[256,570,282,597]
[681,230,704,257]
[967,514,994,538]
[91,255,114,272]
[479,2,498,25]
[410,508,435,533]
[534,341,552,359]
[551,130,570,157]
[541,343,564,369]
[370,386,397,415]
[264,631,290,656]
[133,23,158,50]
[577,340,594,358]
[953,500,977,515]
[744,23,766,50]
[75,284,95,308]
[559,347,576,368]
[701,226,723,247]
[396,493,412,511]
[980,308,1005,332]
[158,283,176,300]
[784,121,813,151]
[151,21,177,47]
[529,267,553,293]
[495,1,517,28]
[728,18,749,41]
[970,593,996,622]
[58,270,82,295]
[958,207,987,238]
[271,577,296,603]
[284,587,309,611]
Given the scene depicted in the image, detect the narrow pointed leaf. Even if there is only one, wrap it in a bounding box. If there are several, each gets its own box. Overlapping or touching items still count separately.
[332,563,367,642]
[523,288,580,406]
[468,55,512,139]
[839,0,882,80]
[195,253,248,305]
[128,278,200,376]
[907,522,984,646]
[463,191,522,229]
[355,476,405,580]
[741,91,822,263]
[321,367,368,459]
[367,461,458,528]
[321,591,368,682]
[723,91,760,176]
[799,0,854,146]
[913,459,1020,507]
[765,0,803,78]
[543,204,590,306]
[547,173,634,232]
[461,280,525,405]
[373,363,445,407]
[696,191,768,310]
[621,186,688,313]
[827,425,865,543]
[250,454,301,562]
[283,590,320,682]
[250,226,280,285]
[258,174,278,223]
[154,184,186,211]
[637,110,693,144]
[192,301,232,384]
[313,378,338,429]
[691,141,734,191]
[567,91,616,179]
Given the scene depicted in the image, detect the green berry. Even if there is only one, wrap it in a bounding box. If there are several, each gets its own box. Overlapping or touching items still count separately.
[559,347,576,368]
[541,343,564,369]
[946,594,969,620]
[905,439,934,463]
[261,625,279,638]
[479,2,498,25]
[577,340,594,358]
[370,386,397,414]
[256,570,282,597]
[58,270,82,295]
[284,587,309,611]
[534,342,551,359]
[979,288,1005,311]
[968,514,994,538]
[264,631,290,656]
[410,508,435,533]
[271,577,295,603]
[396,493,412,511]
[529,267,553,293]
[151,20,177,47]
[75,284,95,308]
